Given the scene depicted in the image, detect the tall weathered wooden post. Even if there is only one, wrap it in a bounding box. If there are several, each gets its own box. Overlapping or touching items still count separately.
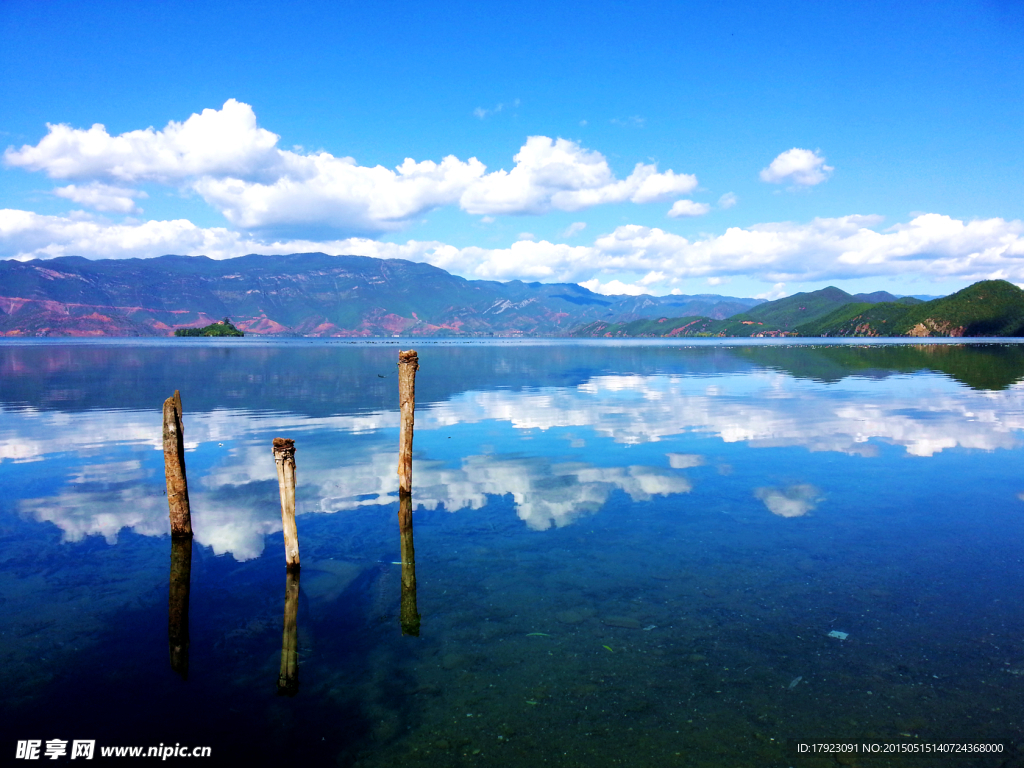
[397,350,419,496]
[272,438,300,571]
[277,569,300,696]
[168,536,192,680]
[398,493,420,636]
[162,390,193,537]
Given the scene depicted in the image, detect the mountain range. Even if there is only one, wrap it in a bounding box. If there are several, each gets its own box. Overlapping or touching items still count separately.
[571,287,920,338]
[0,253,760,337]
[571,280,1024,338]
[0,252,1020,338]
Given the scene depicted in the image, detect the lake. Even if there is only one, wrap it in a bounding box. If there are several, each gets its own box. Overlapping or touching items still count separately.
[1,338,1023,767]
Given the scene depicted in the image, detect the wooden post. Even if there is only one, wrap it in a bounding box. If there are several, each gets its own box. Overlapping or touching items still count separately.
[168,536,192,680]
[398,493,420,637]
[277,570,300,696]
[397,350,421,635]
[397,350,419,496]
[162,390,193,537]
[273,438,300,571]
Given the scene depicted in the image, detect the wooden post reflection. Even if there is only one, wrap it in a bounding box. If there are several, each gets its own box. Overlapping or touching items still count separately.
[168,536,192,680]
[277,569,300,696]
[398,493,420,636]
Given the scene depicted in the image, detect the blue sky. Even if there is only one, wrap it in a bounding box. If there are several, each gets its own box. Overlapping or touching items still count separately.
[2,0,1022,299]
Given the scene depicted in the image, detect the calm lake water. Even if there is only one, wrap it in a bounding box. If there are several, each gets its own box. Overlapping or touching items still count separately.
[2,338,1024,766]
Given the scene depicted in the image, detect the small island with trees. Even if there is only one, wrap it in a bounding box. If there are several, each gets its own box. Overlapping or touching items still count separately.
[174,318,244,337]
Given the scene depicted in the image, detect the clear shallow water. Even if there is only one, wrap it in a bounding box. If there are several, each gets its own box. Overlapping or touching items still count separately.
[2,339,1024,766]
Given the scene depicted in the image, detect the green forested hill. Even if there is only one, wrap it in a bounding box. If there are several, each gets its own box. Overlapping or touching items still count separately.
[795,301,912,336]
[798,280,1024,337]
[570,280,1024,338]
[738,286,856,328]
[570,286,869,337]
[571,285,918,337]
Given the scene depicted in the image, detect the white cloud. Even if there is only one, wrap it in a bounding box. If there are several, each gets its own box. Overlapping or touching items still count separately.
[755,282,788,300]
[446,239,596,281]
[561,221,586,238]
[193,152,487,234]
[578,278,647,296]
[640,270,665,285]
[474,101,515,119]
[0,209,264,261]
[611,116,646,128]
[53,182,148,214]
[5,209,1024,293]
[760,148,833,186]
[458,136,696,215]
[718,192,737,209]
[517,232,536,241]
[579,213,1024,287]
[0,208,471,265]
[630,168,699,204]
[5,99,282,183]
[667,199,711,218]
[5,100,698,234]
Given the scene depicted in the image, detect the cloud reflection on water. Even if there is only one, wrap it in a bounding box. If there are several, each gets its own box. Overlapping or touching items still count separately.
[754,485,823,518]
[4,367,1024,558]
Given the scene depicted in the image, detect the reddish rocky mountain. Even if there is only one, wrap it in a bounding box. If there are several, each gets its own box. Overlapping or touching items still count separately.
[0,253,760,337]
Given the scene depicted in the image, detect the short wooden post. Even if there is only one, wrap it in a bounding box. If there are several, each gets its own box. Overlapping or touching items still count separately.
[163,390,193,537]
[398,493,420,637]
[168,536,192,680]
[277,570,300,696]
[397,350,419,496]
[273,438,300,571]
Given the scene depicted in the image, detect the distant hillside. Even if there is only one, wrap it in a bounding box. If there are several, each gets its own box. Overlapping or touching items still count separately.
[795,301,917,336]
[798,280,1024,337]
[570,315,718,338]
[0,253,761,337]
[570,281,1024,339]
[570,285,914,338]
[741,286,863,328]
[570,314,797,338]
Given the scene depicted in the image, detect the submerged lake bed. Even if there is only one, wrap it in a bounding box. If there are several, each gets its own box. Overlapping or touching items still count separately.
[1,338,1024,766]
